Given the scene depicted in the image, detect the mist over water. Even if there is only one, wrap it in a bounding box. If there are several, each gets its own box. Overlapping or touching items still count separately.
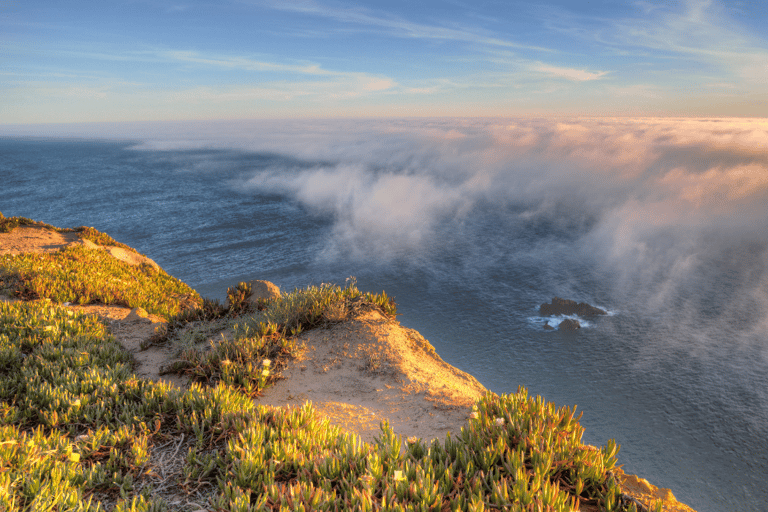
[2,117,767,510]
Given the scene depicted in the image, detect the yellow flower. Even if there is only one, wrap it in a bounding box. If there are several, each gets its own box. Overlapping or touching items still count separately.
[261,369,270,377]
[262,359,272,367]
[69,453,80,463]
[393,470,405,481]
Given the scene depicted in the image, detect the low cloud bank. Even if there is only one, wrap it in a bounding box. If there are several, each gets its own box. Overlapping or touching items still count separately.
[8,117,767,352]
[218,117,768,355]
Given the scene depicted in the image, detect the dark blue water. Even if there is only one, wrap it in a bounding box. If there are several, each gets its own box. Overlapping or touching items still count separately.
[1,134,766,511]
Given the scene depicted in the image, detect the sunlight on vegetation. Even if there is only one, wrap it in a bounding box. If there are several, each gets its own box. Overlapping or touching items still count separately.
[162,278,397,398]
[0,247,201,319]
[0,219,658,511]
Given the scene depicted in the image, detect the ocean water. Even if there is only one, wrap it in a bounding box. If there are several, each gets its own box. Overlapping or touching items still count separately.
[1,118,767,511]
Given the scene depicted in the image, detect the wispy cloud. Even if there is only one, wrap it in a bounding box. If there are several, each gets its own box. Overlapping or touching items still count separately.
[245,0,622,94]
[251,0,555,53]
[534,63,608,82]
[161,49,399,97]
[4,0,765,121]
[607,0,768,84]
[25,45,399,97]
[161,50,336,75]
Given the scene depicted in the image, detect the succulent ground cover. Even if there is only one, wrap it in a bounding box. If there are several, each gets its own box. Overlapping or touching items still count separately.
[0,219,659,511]
[0,247,200,319]
[0,213,201,319]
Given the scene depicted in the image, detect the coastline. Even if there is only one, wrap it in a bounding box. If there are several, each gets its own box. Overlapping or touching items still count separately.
[0,217,697,511]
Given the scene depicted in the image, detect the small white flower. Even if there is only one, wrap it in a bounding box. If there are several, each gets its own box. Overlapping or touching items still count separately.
[470,412,479,420]
[393,470,405,481]
[495,417,505,427]
[262,359,271,367]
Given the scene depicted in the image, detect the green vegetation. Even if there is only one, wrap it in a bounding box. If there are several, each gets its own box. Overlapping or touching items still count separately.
[161,278,397,398]
[0,219,657,511]
[0,246,201,319]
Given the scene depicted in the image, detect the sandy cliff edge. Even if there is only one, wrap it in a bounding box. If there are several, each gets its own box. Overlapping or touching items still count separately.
[256,307,487,445]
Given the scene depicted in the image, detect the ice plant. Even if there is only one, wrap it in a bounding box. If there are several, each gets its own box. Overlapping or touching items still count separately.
[0,223,638,512]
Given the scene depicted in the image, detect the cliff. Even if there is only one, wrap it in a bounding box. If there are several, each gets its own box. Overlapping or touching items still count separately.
[0,214,695,512]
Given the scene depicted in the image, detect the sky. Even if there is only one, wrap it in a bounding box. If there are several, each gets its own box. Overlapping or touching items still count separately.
[2,0,768,123]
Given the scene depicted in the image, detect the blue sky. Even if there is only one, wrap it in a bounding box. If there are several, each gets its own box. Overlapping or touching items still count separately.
[2,0,767,123]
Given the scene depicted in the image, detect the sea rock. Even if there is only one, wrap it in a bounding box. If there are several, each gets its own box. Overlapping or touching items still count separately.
[543,322,555,330]
[558,318,581,331]
[539,297,607,317]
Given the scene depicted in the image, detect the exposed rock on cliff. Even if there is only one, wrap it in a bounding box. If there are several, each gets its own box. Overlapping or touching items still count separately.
[248,279,281,301]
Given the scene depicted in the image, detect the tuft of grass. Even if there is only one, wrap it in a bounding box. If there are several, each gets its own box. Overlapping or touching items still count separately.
[243,277,397,336]
[0,213,40,234]
[72,225,140,253]
[226,281,256,317]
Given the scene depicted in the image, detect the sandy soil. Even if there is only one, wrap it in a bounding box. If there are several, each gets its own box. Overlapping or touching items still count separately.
[0,224,697,512]
[0,225,160,269]
[0,225,95,255]
[257,307,486,444]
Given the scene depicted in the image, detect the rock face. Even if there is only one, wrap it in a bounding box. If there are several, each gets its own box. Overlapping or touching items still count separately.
[539,297,607,317]
[558,318,580,331]
[248,280,281,301]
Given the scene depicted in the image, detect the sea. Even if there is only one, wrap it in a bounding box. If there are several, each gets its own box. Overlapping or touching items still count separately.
[1,118,767,511]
